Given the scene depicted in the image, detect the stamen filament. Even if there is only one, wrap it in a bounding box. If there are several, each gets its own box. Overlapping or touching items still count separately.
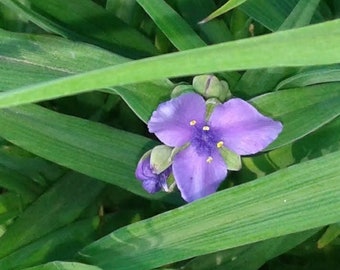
[206,156,213,163]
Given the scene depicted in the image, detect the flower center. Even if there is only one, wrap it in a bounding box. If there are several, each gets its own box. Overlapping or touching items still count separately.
[189,120,223,161]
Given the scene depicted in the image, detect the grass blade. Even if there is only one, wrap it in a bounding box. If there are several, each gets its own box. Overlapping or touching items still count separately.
[78,151,340,269]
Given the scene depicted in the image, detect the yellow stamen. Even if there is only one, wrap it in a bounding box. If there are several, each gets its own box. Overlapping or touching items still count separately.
[217,141,224,148]
[202,126,210,131]
[206,156,213,163]
[190,120,197,126]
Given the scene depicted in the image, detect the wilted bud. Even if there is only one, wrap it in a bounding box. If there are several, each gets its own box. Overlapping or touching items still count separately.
[150,145,173,174]
[135,149,172,193]
[193,75,231,102]
[171,84,195,98]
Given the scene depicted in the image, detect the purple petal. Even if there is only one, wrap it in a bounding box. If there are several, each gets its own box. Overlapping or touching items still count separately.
[173,145,227,202]
[148,93,206,147]
[135,156,171,193]
[210,98,283,155]
[135,155,154,181]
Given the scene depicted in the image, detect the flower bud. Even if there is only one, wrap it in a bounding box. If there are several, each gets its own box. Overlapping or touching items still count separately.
[171,84,195,98]
[193,75,231,102]
[150,145,173,174]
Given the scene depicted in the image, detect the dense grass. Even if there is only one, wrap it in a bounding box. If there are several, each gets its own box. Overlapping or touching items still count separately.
[0,0,339,269]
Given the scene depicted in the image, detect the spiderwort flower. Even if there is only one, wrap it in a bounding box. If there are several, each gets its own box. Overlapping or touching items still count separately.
[147,93,283,202]
[135,153,171,194]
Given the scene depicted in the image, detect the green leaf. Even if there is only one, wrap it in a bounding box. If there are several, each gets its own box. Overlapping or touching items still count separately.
[0,193,22,215]
[1,0,158,58]
[137,0,206,50]
[78,151,340,269]
[175,0,234,44]
[234,0,321,97]
[23,262,102,270]
[106,0,143,27]
[317,223,340,248]
[0,166,43,201]
[0,29,171,122]
[0,105,180,203]
[1,20,340,108]
[0,217,100,270]
[251,83,340,150]
[199,0,248,24]
[241,116,340,182]
[0,144,64,186]
[240,0,299,31]
[0,172,105,259]
[278,0,321,30]
[275,65,340,90]
[182,229,319,270]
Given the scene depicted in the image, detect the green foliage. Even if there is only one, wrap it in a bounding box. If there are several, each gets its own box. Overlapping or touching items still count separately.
[0,0,339,269]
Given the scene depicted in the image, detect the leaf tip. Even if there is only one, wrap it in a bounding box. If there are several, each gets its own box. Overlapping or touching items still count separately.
[198,17,210,25]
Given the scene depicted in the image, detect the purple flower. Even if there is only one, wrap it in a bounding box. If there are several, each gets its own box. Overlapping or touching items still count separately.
[148,93,282,202]
[135,155,171,193]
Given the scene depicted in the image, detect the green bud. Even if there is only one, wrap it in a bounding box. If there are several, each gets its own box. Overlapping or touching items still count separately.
[150,145,173,174]
[218,147,242,171]
[193,75,231,102]
[171,84,195,98]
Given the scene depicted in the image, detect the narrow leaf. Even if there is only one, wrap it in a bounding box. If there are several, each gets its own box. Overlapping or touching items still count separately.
[0,20,340,108]
[78,151,340,269]
[137,0,206,50]
[1,0,158,58]
[23,262,102,270]
[0,172,105,258]
[0,105,179,203]
[199,0,248,24]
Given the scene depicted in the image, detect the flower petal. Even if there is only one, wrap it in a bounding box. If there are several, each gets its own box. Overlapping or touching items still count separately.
[148,93,206,147]
[173,145,227,202]
[210,98,283,155]
[135,155,154,181]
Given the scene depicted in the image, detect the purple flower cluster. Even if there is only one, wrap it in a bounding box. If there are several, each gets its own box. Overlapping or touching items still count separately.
[136,93,282,202]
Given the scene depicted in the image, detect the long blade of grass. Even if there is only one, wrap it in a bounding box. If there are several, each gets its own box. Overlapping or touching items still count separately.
[137,0,206,50]
[240,0,299,31]
[275,65,340,90]
[182,229,319,270]
[1,0,158,58]
[78,150,340,269]
[234,0,322,97]
[0,20,339,108]
[0,104,179,203]
[199,0,248,24]
[23,262,102,270]
[0,29,171,122]
[0,172,105,259]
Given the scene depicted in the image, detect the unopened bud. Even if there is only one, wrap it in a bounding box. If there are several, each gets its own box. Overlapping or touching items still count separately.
[193,75,231,102]
[171,84,195,98]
